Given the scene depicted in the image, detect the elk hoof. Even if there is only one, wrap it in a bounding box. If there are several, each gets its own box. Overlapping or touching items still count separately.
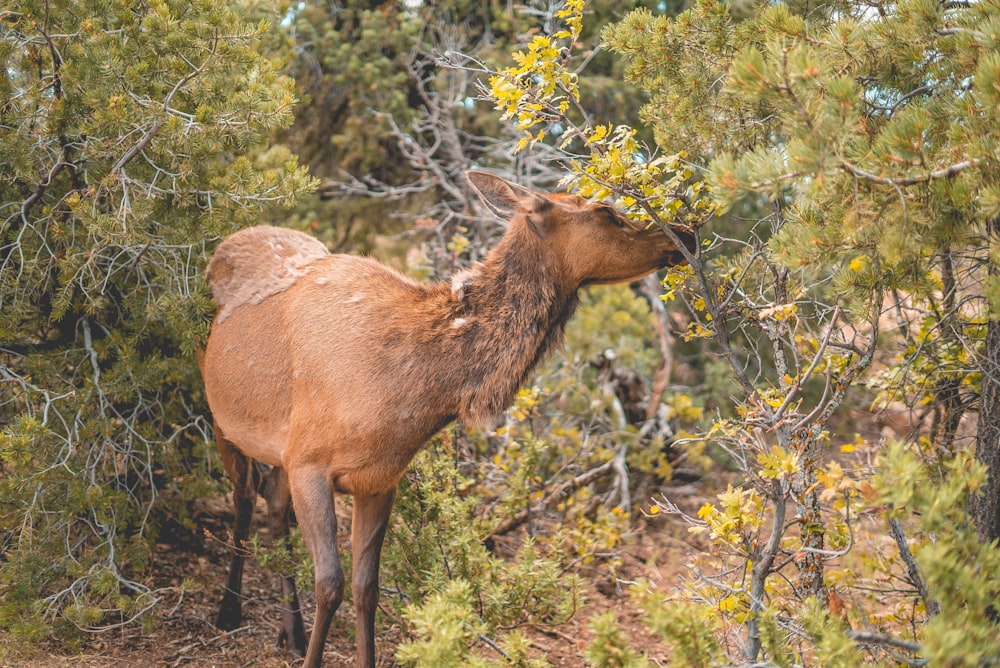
[277,627,307,657]
[215,597,242,631]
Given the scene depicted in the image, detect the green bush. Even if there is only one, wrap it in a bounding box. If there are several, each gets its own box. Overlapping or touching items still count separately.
[386,433,578,665]
[0,0,314,637]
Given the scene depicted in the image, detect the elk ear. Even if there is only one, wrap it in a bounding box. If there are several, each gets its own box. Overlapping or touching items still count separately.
[467,171,550,219]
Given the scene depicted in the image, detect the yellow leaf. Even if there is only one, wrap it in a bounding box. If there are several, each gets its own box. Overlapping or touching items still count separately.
[588,124,609,143]
[848,255,867,272]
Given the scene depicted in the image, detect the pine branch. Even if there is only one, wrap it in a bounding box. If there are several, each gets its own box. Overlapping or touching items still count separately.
[838,158,977,187]
[110,29,220,177]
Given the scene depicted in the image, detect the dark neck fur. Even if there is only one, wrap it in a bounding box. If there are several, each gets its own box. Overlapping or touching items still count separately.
[450,228,579,425]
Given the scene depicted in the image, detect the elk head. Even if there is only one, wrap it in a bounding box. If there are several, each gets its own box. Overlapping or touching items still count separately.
[467,171,695,288]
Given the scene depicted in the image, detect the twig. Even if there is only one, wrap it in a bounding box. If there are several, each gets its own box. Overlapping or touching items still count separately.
[477,632,510,660]
[849,630,922,653]
[887,516,939,617]
[489,459,615,536]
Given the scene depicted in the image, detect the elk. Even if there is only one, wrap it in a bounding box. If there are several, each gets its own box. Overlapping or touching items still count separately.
[201,171,694,668]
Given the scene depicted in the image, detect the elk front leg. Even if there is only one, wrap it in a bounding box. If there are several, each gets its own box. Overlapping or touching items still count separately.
[351,489,396,668]
[287,465,344,668]
[262,466,307,656]
[216,431,255,631]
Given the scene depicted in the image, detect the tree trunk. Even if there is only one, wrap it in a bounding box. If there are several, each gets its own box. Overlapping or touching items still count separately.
[792,442,827,599]
[974,313,1000,544]
[974,218,1000,544]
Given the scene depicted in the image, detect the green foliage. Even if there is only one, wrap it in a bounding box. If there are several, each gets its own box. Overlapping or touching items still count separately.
[603,0,766,160]
[397,579,549,668]
[635,591,722,668]
[799,598,869,668]
[633,443,1000,667]
[607,0,1000,310]
[585,611,650,668]
[0,0,314,638]
[875,444,1000,667]
[282,1,424,176]
[756,607,793,668]
[396,579,490,668]
[384,433,577,664]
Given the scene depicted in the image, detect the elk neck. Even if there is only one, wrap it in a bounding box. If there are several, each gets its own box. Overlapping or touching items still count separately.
[444,224,580,425]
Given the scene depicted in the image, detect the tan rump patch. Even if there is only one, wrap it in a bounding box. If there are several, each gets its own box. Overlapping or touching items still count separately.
[208,226,330,324]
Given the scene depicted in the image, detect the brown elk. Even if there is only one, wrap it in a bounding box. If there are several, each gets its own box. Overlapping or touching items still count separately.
[201,171,694,668]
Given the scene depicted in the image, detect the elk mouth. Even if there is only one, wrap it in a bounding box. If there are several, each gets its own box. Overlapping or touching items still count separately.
[658,226,697,267]
[583,265,663,286]
[658,247,690,268]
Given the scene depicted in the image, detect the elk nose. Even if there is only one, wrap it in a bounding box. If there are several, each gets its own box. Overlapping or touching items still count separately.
[668,226,696,260]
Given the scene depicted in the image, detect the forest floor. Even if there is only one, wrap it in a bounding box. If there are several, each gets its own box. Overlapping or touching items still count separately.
[1,478,720,668]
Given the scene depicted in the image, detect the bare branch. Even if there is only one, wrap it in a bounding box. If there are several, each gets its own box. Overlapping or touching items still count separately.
[838,157,977,187]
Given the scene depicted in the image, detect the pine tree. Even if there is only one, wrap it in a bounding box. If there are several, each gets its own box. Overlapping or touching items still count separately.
[486,0,1000,663]
[0,0,314,637]
[601,0,1000,662]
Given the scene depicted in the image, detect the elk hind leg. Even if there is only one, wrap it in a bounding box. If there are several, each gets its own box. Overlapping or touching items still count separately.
[262,466,307,656]
[216,427,256,631]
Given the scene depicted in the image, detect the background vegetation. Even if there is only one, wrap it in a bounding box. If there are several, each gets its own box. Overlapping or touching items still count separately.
[2,0,999,666]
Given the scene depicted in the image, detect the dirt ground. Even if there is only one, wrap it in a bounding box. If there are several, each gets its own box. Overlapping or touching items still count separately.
[1,482,715,668]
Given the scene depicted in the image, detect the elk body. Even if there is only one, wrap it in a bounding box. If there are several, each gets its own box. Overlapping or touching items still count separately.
[201,172,693,668]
